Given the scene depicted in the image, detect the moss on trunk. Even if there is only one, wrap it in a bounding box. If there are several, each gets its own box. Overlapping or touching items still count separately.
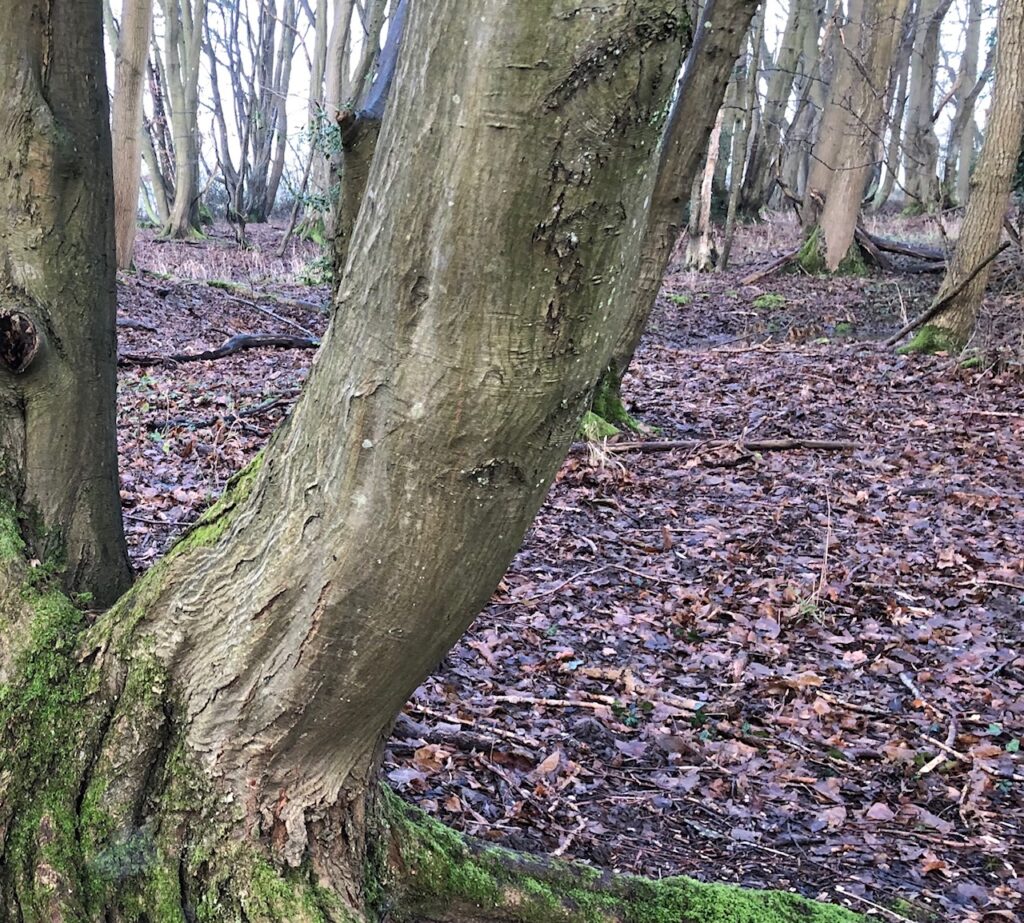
[898,324,960,354]
[586,364,640,438]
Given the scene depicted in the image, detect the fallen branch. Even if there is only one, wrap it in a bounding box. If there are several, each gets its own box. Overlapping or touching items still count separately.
[120,333,320,367]
[601,437,860,454]
[739,248,800,285]
[148,390,301,431]
[884,241,1011,346]
[854,226,893,271]
[864,232,946,263]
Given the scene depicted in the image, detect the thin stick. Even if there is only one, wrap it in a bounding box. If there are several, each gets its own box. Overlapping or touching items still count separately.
[603,438,860,455]
[884,241,1010,346]
[739,248,800,285]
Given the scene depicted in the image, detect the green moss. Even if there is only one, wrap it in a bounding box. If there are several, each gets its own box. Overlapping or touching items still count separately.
[897,324,958,355]
[797,227,826,274]
[0,500,25,561]
[579,411,620,441]
[836,243,868,276]
[589,364,640,435]
[383,789,863,923]
[753,293,785,312]
[173,449,264,555]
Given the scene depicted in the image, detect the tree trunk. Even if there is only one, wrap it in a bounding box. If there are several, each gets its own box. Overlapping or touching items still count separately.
[800,0,909,272]
[738,0,809,215]
[159,0,207,238]
[943,0,990,206]
[901,0,954,212]
[683,110,724,271]
[721,10,765,268]
[592,0,760,424]
[906,0,1024,352]
[0,1,711,917]
[870,3,916,212]
[0,0,132,606]
[111,0,155,270]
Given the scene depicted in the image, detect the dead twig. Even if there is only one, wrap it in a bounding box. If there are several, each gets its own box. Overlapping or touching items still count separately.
[739,249,801,285]
[120,333,320,367]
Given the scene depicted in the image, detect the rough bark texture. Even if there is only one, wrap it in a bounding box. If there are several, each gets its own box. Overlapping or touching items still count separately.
[943,0,989,206]
[801,0,908,271]
[913,0,1024,350]
[111,0,155,270]
[0,1,711,918]
[0,0,131,604]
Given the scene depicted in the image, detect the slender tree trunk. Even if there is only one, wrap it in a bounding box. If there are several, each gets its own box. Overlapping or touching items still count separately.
[907,0,1024,351]
[0,0,131,605]
[902,0,954,211]
[683,110,724,271]
[111,0,155,270]
[739,0,809,215]
[871,4,916,212]
[160,0,207,238]
[801,0,909,272]
[943,0,989,205]
[722,10,764,268]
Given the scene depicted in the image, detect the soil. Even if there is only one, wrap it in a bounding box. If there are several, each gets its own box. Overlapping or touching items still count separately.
[116,216,1023,923]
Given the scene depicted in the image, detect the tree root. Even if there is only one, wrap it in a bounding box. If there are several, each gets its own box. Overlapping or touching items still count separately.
[382,791,864,923]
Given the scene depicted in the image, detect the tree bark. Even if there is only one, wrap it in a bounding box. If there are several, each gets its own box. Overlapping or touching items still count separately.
[0,1,702,917]
[111,0,155,270]
[901,0,954,212]
[908,0,1024,351]
[0,0,132,605]
[800,0,909,271]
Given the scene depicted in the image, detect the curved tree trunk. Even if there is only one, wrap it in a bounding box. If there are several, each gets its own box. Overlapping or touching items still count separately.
[111,0,155,270]
[0,0,131,605]
[908,0,1024,352]
[0,1,712,918]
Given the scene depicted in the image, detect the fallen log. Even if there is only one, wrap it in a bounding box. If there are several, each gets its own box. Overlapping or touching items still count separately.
[739,249,801,285]
[119,333,320,366]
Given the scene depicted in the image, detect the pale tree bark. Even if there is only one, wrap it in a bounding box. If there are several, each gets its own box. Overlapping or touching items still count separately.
[157,0,208,237]
[683,110,724,270]
[722,9,765,268]
[870,0,917,211]
[0,1,132,605]
[800,0,909,272]
[111,0,155,269]
[906,0,1024,351]
[739,0,810,215]
[902,0,954,211]
[943,0,991,205]
[780,0,834,200]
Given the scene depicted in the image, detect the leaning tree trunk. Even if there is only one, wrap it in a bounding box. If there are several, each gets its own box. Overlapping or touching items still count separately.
[590,0,760,429]
[906,0,1024,353]
[800,0,909,272]
[111,0,155,269]
[0,0,132,606]
[0,1,718,919]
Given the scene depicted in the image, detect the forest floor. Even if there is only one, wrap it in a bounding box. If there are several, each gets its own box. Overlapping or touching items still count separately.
[119,215,1023,923]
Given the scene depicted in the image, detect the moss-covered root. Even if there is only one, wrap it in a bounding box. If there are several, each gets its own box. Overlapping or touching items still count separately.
[382,792,863,923]
[897,324,960,355]
[584,365,640,440]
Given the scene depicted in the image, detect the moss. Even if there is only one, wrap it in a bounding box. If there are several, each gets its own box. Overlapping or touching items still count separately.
[588,364,640,436]
[172,449,263,554]
[897,324,958,355]
[797,227,826,274]
[383,789,863,923]
[753,293,785,312]
[0,500,25,561]
[579,411,620,441]
[836,243,868,276]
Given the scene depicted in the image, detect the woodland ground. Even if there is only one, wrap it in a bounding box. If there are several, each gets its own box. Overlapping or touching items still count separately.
[116,215,1023,922]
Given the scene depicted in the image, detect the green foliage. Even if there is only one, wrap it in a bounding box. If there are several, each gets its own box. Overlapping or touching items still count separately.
[579,411,620,441]
[667,293,693,306]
